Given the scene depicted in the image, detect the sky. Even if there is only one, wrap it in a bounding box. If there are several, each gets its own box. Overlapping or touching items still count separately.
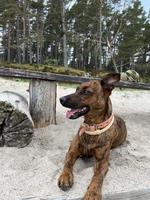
[140,0,150,13]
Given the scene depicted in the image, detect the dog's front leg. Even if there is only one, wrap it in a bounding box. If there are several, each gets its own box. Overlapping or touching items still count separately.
[83,144,110,200]
[58,135,80,191]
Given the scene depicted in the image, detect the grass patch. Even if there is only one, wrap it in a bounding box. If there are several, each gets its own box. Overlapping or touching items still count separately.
[0,62,110,78]
[0,62,86,77]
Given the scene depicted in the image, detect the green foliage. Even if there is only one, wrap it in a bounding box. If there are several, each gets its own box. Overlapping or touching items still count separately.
[45,0,62,42]
[0,0,17,24]
[118,0,146,64]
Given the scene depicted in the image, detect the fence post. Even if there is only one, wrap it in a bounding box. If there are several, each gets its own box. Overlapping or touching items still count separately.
[29,79,57,128]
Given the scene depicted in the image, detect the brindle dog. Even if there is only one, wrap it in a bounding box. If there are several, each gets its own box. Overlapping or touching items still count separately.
[58,73,127,200]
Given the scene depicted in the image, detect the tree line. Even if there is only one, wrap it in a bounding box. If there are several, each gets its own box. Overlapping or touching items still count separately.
[0,0,150,73]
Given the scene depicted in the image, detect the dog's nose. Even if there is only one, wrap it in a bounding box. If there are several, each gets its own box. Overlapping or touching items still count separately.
[60,96,67,105]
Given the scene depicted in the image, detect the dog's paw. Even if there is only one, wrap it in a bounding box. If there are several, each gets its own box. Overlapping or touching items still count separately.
[83,190,101,200]
[58,171,74,191]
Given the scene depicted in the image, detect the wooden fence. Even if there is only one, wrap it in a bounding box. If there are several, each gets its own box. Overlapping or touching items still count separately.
[0,67,150,89]
[0,67,150,127]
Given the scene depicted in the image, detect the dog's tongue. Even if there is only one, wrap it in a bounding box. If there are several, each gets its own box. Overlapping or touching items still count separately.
[66,109,79,119]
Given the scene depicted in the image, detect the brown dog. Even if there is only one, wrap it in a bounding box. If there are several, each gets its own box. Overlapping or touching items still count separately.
[58,73,127,200]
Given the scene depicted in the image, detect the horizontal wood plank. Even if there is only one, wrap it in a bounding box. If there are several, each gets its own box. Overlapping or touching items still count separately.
[0,67,150,90]
[104,189,150,200]
[21,189,150,200]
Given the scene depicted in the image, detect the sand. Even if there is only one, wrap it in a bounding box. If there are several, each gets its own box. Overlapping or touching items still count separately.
[0,77,150,200]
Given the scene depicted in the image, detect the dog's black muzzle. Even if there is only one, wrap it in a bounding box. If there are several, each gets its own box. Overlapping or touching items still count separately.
[60,96,67,106]
[59,94,90,119]
[59,94,80,109]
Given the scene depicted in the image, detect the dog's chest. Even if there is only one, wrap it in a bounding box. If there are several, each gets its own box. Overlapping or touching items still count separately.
[79,132,110,149]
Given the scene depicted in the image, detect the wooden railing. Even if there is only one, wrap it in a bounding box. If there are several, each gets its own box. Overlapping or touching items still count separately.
[0,67,150,90]
[0,67,150,128]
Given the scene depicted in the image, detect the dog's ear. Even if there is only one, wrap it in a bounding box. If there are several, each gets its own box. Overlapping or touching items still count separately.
[101,73,120,91]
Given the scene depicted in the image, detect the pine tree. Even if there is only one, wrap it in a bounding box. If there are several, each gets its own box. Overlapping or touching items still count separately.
[0,0,17,62]
[118,0,146,69]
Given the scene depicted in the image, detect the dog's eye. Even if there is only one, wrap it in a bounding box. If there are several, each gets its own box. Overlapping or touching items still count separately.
[83,90,92,95]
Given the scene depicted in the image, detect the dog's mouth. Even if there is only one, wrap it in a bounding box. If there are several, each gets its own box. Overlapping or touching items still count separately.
[66,106,90,119]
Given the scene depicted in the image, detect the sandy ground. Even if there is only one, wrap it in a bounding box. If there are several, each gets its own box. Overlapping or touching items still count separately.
[0,78,150,200]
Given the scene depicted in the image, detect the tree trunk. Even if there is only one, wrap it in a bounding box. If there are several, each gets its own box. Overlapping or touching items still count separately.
[7,22,11,63]
[16,16,21,63]
[112,56,119,72]
[107,39,119,73]
[2,26,5,61]
[0,91,34,148]
[36,0,44,65]
[142,49,147,64]
[22,16,26,63]
[60,0,68,67]
[72,44,76,67]
[131,55,135,69]
[99,0,103,70]
[29,44,32,64]
[95,42,98,69]
[29,80,57,128]
[27,13,32,64]
[16,0,21,63]
[37,16,40,65]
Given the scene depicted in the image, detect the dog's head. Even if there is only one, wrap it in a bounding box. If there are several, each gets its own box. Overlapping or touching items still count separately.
[60,73,120,119]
